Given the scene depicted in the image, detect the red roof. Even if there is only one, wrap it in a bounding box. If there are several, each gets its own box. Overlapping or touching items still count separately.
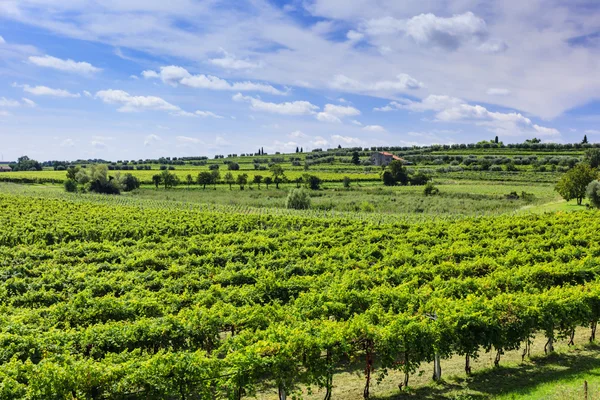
[380,152,403,160]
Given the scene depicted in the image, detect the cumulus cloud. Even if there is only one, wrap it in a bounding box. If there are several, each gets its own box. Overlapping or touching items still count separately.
[332,134,363,145]
[0,97,20,107]
[0,110,11,117]
[346,30,364,42]
[22,98,36,107]
[233,93,319,115]
[316,103,361,123]
[311,136,329,147]
[60,138,75,147]
[83,91,92,97]
[144,134,161,147]
[145,66,286,95]
[0,36,5,44]
[95,89,180,113]
[331,73,423,94]
[351,120,362,126]
[209,49,263,70]
[28,55,101,74]
[16,84,80,98]
[362,125,386,132]
[289,130,307,138]
[360,12,506,53]
[376,95,464,112]
[142,70,160,79]
[585,129,600,135]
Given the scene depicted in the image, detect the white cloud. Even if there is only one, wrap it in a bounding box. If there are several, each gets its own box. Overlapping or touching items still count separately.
[584,130,600,135]
[332,134,362,145]
[487,88,511,96]
[346,30,364,42]
[316,103,361,123]
[144,134,161,147]
[0,97,20,107]
[176,135,203,144]
[361,12,506,53]
[142,70,160,79]
[21,98,36,107]
[130,75,139,80]
[233,93,318,115]
[195,110,223,118]
[289,130,307,138]
[209,49,263,70]
[147,65,286,95]
[18,84,80,98]
[83,91,92,97]
[28,55,101,74]
[95,89,180,113]
[0,110,11,117]
[91,140,107,149]
[0,36,5,44]
[60,138,75,147]
[311,136,329,147]
[351,120,362,126]
[331,73,423,94]
[363,125,386,132]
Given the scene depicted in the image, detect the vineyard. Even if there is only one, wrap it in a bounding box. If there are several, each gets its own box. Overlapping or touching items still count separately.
[1,187,600,399]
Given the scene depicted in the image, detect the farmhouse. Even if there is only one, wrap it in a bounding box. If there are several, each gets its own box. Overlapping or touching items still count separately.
[370,151,405,167]
[0,165,11,172]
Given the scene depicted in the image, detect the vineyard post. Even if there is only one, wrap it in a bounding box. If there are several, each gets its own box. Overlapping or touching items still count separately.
[425,312,442,381]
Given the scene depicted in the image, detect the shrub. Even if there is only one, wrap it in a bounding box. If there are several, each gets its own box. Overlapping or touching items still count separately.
[64,179,78,193]
[423,182,439,196]
[410,172,431,186]
[303,174,322,190]
[587,180,600,208]
[286,188,311,210]
[343,176,351,188]
[228,162,240,171]
[121,174,140,192]
[360,201,375,212]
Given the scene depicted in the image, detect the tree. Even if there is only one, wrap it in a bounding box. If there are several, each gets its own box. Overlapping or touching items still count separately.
[236,173,248,190]
[296,147,299,153]
[152,174,162,189]
[12,155,42,171]
[286,188,311,209]
[121,173,140,191]
[228,162,240,171]
[424,182,440,196]
[382,171,395,186]
[337,144,342,149]
[253,175,263,189]
[494,136,499,144]
[66,166,80,181]
[211,170,220,188]
[85,165,121,194]
[343,176,351,188]
[224,172,235,189]
[351,151,360,165]
[64,179,77,193]
[264,176,273,189]
[160,169,178,189]
[197,172,213,189]
[186,174,194,188]
[582,135,589,144]
[303,174,321,190]
[585,148,600,169]
[587,180,600,208]
[300,147,303,153]
[270,164,285,189]
[383,160,409,186]
[555,164,598,205]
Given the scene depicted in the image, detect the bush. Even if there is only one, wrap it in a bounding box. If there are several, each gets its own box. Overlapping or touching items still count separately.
[228,162,240,171]
[587,180,600,208]
[409,172,431,186]
[423,182,439,196]
[121,174,140,192]
[303,174,322,190]
[343,176,351,188]
[286,188,311,210]
[360,201,375,212]
[64,179,78,193]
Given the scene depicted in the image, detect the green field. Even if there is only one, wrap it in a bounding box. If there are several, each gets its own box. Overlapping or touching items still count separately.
[1,145,600,399]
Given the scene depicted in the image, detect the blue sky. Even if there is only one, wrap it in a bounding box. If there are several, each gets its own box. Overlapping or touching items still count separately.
[1,0,599,161]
